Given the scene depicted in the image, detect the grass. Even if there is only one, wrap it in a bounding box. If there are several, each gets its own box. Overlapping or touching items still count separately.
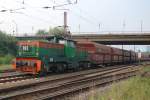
[0,54,14,71]
[142,65,150,72]
[0,54,14,65]
[88,66,150,100]
[0,64,12,71]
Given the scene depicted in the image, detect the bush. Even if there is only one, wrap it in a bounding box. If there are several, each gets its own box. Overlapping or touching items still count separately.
[88,76,150,100]
[0,54,14,65]
[0,30,17,56]
[0,57,4,65]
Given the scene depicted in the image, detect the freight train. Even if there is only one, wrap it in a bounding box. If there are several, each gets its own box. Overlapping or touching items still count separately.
[13,36,138,75]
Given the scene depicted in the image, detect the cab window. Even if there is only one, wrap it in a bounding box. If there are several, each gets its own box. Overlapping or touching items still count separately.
[67,41,75,48]
[59,40,66,44]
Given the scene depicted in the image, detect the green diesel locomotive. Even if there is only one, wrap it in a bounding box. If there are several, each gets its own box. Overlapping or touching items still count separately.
[13,36,89,75]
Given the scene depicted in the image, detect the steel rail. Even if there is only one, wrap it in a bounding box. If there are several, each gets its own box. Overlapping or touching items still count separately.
[0,66,139,100]
[42,70,137,100]
[0,75,35,83]
[0,65,128,93]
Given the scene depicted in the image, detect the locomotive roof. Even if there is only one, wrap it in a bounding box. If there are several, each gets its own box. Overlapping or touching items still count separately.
[46,35,75,42]
[17,36,76,45]
[18,36,75,43]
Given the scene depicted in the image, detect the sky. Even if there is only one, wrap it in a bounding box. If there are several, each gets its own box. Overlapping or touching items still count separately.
[0,0,150,51]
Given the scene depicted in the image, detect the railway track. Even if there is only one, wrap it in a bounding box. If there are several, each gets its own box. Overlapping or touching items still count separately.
[40,70,138,100]
[0,69,22,80]
[0,69,34,84]
[0,74,35,84]
[47,69,138,100]
[0,69,15,73]
[0,65,127,91]
[0,65,140,100]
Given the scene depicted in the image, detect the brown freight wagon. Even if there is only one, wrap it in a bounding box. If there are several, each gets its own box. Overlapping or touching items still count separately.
[76,41,125,66]
[123,50,131,63]
[76,41,111,65]
[112,47,123,64]
[141,52,150,61]
[76,41,138,66]
[130,51,137,62]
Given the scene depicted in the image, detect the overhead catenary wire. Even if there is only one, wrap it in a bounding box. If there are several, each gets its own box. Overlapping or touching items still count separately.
[0,0,79,32]
[23,0,74,18]
[75,7,103,32]
[0,0,71,34]
[15,0,59,25]
[77,7,101,24]
[70,10,98,26]
[14,2,62,24]
[17,10,58,26]
[1,0,77,24]
[68,8,105,33]
[15,0,79,29]
[0,10,59,35]
[0,6,57,26]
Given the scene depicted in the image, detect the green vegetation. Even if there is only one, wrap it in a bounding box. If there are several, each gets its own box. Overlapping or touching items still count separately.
[36,27,65,36]
[36,29,49,35]
[49,27,65,36]
[0,65,12,71]
[89,66,150,100]
[0,31,17,56]
[0,30,17,65]
[142,66,150,72]
[0,54,14,65]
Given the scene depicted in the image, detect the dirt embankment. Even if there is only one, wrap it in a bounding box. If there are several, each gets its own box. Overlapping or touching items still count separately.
[141,71,150,78]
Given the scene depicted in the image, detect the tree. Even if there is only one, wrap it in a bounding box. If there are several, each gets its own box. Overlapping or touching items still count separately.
[0,30,17,56]
[36,29,48,35]
[49,27,65,36]
[36,27,69,37]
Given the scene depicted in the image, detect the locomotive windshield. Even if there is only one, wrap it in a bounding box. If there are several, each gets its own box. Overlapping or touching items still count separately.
[47,36,76,46]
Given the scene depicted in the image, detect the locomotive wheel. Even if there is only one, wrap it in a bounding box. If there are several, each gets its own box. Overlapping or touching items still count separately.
[62,63,67,72]
[51,63,65,73]
[80,62,91,70]
[72,64,79,72]
[56,64,62,73]
[51,67,56,73]
[57,63,67,73]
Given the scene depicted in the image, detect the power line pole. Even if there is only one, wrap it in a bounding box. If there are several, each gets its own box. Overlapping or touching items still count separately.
[122,20,126,33]
[98,23,101,33]
[78,24,80,34]
[32,26,34,34]
[12,20,18,36]
[141,20,143,32]
[134,44,136,52]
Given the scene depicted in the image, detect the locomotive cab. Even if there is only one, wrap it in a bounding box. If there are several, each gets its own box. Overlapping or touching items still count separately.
[48,36,76,58]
